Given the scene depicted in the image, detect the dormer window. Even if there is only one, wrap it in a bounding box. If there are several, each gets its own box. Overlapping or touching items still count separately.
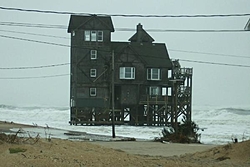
[84,30,103,42]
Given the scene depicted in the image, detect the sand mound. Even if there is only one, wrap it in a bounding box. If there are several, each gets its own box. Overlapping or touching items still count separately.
[0,134,249,167]
[179,140,250,166]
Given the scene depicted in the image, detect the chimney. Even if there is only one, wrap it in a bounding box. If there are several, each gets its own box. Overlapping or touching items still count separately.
[137,23,143,43]
[137,23,143,31]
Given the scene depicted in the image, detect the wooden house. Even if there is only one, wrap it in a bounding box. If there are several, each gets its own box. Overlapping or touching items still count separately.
[67,15,192,126]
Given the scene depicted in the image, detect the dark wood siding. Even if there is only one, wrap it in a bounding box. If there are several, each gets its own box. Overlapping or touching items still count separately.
[68,15,192,127]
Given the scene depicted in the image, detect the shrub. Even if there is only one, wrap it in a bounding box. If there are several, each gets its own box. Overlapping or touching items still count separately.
[156,117,201,143]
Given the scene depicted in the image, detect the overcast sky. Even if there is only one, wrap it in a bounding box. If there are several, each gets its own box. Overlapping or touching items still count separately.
[0,0,249,107]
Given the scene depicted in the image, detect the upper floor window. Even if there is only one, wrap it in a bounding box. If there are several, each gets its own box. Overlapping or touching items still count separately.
[147,68,161,80]
[91,31,97,41]
[90,69,97,77]
[90,88,96,96]
[90,50,97,59]
[84,30,103,42]
[97,31,103,41]
[85,31,90,41]
[120,67,135,79]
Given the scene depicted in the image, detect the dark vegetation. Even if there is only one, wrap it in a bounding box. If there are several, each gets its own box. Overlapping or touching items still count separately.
[0,128,40,144]
[155,117,201,143]
[0,128,41,155]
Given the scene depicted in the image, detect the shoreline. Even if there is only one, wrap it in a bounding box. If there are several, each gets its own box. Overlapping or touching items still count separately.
[0,120,216,157]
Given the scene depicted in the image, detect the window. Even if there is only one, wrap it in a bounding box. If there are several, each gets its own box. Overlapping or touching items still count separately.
[90,50,97,59]
[84,30,103,42]
[168,70,172,78]
[147,68,161,80]
[120,67,135,79]
[97,31,103,41]
[70,99,75,107]
[90,69,96,77]
[84,30,90,41]
[168,87,171,96]
[149,87,160,96]
[162,87,167,96]
[90,88,96,96]
[91,31,97,41]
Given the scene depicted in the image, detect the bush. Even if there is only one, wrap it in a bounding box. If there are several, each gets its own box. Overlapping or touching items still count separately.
[156,118,201,143]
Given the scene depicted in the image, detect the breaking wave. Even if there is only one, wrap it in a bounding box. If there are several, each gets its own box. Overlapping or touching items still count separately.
[0,104,249,145]
[192,106,250,144]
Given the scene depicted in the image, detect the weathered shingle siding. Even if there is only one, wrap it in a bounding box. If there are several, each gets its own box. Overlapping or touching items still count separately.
[68,15,173,111]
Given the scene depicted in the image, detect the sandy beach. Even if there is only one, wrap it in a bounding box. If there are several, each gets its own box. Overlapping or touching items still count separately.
[0,121,249,167]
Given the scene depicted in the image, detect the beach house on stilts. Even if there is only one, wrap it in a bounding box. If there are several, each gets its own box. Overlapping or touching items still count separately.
[67,15,193,129]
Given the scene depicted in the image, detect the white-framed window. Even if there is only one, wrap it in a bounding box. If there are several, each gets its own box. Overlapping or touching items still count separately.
[91,31,97,41]
[162,87,167,96]
[168,70,172,78]
[149,86,160,96]
[84,30,90,41]
[90,50,97,59]
[147,68,161,80]
[90,69,97,77]
[120,67,135,79]
[84,30,103,42]
[90,88,96,96]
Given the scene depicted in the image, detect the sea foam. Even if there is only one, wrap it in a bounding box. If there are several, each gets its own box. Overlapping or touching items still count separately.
[1,104,249,145]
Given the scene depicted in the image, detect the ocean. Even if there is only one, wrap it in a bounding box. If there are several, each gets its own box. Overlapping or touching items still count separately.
[0,104,249,145]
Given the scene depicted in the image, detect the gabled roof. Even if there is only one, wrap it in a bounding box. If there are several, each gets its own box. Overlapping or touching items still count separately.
[244,18,250,30]
[112,42,172,68]
[129,24,154,43]
[67,15,114,33]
